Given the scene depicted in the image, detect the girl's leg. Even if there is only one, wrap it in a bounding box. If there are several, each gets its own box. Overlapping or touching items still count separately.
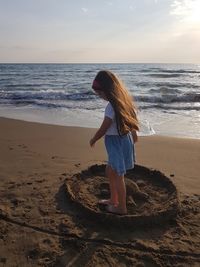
[106,168,127,214]
[99,165,118,206]
[106,165,118,205]
[115,174,127,214]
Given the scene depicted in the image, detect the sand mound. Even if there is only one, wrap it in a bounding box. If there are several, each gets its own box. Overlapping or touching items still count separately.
[65,164,180,227]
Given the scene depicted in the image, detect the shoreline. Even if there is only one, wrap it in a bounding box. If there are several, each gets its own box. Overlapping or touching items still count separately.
[0,114,199,140]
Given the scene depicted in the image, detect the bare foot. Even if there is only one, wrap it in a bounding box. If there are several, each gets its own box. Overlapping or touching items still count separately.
[106,204,127,215]
[98,199,118,206]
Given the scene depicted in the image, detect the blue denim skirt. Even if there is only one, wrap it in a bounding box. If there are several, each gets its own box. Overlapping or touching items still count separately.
[104,132,135,176]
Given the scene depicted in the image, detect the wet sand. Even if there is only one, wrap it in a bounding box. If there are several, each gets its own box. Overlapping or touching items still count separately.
[0,117,199,267]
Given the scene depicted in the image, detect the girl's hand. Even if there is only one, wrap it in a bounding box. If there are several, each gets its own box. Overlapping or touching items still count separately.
[90,137,96,147]
[89,117,112,148]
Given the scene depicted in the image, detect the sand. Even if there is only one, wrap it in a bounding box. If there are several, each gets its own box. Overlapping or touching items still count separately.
[0,117,200,267]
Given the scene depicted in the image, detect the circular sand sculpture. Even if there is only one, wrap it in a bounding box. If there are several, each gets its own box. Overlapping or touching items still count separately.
[65,164,180,227]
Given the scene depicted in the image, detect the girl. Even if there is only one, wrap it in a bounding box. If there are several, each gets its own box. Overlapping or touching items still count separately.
[90,70,139,215]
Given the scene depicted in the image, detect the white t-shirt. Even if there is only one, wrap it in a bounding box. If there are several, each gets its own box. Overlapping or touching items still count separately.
[104,102,119,135]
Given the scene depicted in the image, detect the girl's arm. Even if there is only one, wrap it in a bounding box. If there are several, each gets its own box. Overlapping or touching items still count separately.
[131,130,138,143]
[90,117,112,147]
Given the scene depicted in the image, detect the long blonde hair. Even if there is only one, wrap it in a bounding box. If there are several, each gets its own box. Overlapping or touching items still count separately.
[92,70,139,136]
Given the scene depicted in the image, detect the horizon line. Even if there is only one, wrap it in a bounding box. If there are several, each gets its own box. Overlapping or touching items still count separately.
[0,62,199,65]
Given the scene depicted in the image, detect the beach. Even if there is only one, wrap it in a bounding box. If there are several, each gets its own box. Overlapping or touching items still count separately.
[0,116,200,266]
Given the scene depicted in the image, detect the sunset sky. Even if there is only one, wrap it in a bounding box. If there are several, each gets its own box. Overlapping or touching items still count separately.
[0,0,200,63]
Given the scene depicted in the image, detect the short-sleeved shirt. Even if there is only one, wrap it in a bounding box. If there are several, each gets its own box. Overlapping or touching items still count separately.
[104,102,119,135]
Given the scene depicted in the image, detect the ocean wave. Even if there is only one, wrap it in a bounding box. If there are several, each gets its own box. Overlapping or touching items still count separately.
[1,89,200,105]
[135,92,200,103]
[135,81,184,88]
[1,98,200,112]
[158,69,200,74]
[135,81,199,89]
[0,90,96,102]
[5,83,58,88]
[149,87,181,94]
[146,73,183,78]
[140,68,200,74]
[139,104,200,111]
[155,82,200,89]
[0,99,98,110]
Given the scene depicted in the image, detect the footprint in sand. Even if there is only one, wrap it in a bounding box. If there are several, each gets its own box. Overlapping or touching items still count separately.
[74,163,81,167]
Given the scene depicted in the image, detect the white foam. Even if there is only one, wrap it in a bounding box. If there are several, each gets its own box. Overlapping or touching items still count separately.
[0,106,200,139]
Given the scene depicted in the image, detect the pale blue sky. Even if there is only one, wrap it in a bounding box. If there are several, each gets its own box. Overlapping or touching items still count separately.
[0,0,200,63]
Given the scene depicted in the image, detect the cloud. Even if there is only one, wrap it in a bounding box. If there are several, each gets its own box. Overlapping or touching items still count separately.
[170,0,200,22]
[170,0,200,31]
[106,1,113,6]
[81,7,88,13]
[170,0,192,16]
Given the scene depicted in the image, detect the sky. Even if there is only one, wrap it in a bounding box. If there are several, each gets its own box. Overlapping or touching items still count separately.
[0,0,200,63]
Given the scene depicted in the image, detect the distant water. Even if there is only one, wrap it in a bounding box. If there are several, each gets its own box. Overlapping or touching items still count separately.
[0,63,200,138]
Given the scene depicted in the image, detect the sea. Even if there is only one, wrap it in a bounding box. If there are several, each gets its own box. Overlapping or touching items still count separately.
[0,63,200,139]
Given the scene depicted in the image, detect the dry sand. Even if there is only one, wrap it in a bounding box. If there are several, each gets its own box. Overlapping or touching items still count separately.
[0,117,199,267]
